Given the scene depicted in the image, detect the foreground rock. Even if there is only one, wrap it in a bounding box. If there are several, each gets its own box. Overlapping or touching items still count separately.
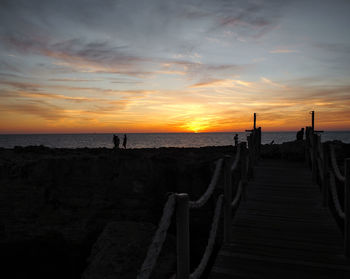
[261,140,305,161]
[82,221,175,279]
[260,140,350,162]
[0,146,233,278]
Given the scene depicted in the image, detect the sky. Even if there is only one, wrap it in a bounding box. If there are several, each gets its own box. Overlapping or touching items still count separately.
[0,0,350,133]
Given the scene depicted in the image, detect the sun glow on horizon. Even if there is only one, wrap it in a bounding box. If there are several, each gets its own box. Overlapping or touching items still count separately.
[180,117,213,133]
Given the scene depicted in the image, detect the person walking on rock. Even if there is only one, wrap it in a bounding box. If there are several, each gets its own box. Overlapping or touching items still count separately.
[123,134,127,149]
[113,135,120,149]
[296,128,304,141]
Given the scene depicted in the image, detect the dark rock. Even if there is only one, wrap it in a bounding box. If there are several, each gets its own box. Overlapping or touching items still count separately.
[0,146,233,278]
[82,221,176,279]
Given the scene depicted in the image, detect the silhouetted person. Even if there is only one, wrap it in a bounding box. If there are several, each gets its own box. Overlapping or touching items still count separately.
[234,134,239,146]
[113,134,120,149]
[296,128,304,141]
[270,140,274,145]
[123,134,127,149]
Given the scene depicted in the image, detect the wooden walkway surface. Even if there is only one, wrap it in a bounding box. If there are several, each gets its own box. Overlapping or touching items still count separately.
[210,159,350,278]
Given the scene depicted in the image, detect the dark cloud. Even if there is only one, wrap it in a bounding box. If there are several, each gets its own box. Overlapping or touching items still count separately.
[49,78,100,82]
[0,80,41,91]
[0,0,285,54]
[0,0,284,82]
[314,43,350,54]
[0,59,22,74]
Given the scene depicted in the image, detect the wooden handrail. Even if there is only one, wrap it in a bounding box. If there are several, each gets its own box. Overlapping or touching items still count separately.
[305,127,350,257]
[176,193,190,278]
[345,159,350,257]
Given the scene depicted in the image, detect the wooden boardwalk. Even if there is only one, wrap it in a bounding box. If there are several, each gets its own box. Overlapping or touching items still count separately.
[210,159,350,278]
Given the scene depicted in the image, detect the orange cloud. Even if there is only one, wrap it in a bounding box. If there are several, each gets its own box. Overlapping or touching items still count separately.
[1,75,350,133]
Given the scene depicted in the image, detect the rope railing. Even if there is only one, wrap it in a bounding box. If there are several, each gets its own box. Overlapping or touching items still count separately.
[305,125,350,257]
[329,172,345,219]
[231,181,243,208]
[330,145,345,182]
[137,194,176,279]
[230,144,241,172]
[138,118,260,279]
[189,158,224,209]
[190,195,223,279]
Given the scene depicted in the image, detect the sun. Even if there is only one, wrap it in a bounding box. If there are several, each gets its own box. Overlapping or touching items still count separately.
[182,118,211,133]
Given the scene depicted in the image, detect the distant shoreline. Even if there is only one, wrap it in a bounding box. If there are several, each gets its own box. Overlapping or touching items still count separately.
[1,131,350,149]
[1,130,350,135]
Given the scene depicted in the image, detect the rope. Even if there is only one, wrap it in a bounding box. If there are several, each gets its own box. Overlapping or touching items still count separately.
[230,145,241,172]
[189,158,223,209]
[309,148,313,164]
[330,145,345,182]
[317,137,324,161]
[317,157,324,182]
[246,155,249,174]
[137,194,176,279]
[231,181,243,208]
[329,172,345,219]
[190,195,223,279]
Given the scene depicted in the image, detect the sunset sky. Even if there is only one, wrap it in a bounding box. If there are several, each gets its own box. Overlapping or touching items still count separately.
[1,0,350,133]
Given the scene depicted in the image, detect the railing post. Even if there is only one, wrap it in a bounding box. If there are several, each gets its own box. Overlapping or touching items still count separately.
[322,143,329,207]
[176,194,190,278]
[312,134,317,183]
[241,143,248,201]
[257,127,261,159]
[305,127,310,167]
[254,112,256,130]
[224,156,232,243]
[247,135,254,164]
[345,159,350,257]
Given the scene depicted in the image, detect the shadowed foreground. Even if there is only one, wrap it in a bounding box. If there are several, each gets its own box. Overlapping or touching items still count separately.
[211,159,350,278]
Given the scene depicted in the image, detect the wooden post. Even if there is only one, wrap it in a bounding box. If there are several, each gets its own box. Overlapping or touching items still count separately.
[247,135,253,164]
[305,127,310,167]
[345,158,350,257]
[311,111,315,131]
[257,127,261,159]
[224,156,232,243]
[254,113,256,130]
[241,143,247,201]
[322,143,329,207]
[246,136,253,178]
[312,134,317,183]
[176,193,190,278]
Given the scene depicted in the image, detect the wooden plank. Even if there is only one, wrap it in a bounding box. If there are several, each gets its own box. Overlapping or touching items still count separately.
[210,159,349,278]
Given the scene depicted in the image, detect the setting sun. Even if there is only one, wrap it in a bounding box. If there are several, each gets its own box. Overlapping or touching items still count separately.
[182,118,212,133]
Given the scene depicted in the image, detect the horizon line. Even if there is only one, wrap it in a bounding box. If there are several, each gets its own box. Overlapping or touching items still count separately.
[1,130,350,135]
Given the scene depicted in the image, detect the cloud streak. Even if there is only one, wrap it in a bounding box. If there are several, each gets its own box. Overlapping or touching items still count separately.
[0,0,349,132]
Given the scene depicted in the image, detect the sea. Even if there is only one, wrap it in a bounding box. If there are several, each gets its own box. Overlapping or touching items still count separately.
[0,131,349,149]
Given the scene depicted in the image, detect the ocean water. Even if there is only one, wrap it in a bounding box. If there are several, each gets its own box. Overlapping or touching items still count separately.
[0,131,349,149]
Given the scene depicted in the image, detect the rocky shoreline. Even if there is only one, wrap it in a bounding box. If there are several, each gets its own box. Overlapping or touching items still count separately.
[0,141,349,278]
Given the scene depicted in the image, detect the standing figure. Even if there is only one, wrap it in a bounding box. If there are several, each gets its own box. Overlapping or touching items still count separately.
[234,134,239,146]
[296,128,304,141]
[123,134,127,149]
[113,135,120,149]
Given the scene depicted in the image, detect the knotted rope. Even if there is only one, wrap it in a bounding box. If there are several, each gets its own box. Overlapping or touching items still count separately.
[330,145,345,182]
[190,195,223,279]
[189,158,223,209]
[137,194,176,279]
[329,172,345,219]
